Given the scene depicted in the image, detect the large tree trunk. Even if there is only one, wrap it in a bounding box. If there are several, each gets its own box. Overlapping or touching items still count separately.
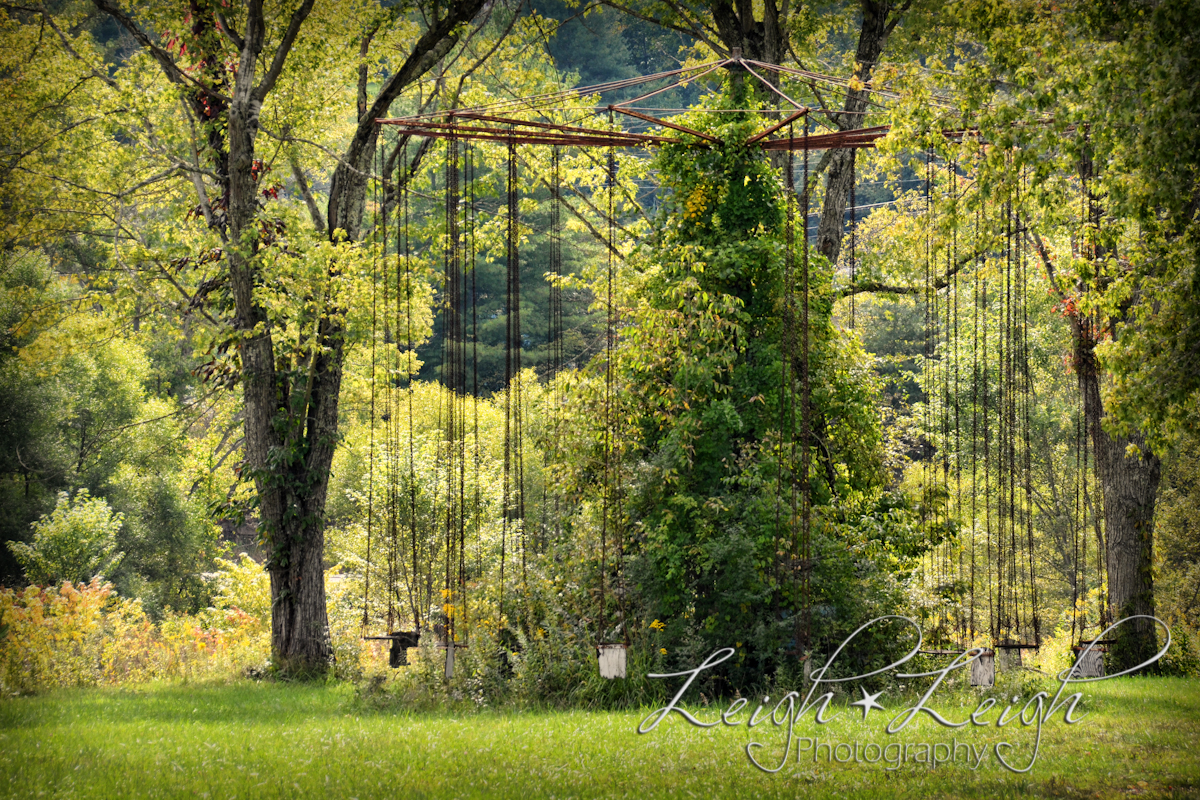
[1075,316,1161,672]
[266,491,336,671]
[1071,146,1161,672]
[710,0,786,64]
[220,6,335,674]
[815,0,903,264]
[263,0,486,674]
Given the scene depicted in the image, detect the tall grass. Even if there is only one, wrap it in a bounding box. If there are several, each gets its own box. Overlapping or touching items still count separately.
[1,677,1197,799]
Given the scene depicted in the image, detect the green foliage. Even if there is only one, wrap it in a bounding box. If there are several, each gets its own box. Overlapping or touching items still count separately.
[1073,0,1200,448]
[1157,623,1200,679]
[853,297,926,412]
[0,7,111,251]
[0,577,268,696]
[540,80,920,686]
[8,490,124,586]
[210,553,273,627]
[3,0,1193,707]
[925,0,1200,449]
[0,251,62,568]
[0,252,222,607]
[413,185,604,393]
[1155,429,1200,664]
[108,460,221,617]
[534,0,637,89]
[839,0,1200,658]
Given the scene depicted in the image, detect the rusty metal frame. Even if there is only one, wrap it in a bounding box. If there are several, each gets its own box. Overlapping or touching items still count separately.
[376,60,978,154]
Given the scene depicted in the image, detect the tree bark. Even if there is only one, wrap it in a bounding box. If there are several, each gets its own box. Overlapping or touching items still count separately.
[815,0,906,265]
[1074,317,1161,671]
[219,1,335,674]
[271,0,486,673]
[1069,147,1161,673]
[271,0,485,673]
[710,0,786,64]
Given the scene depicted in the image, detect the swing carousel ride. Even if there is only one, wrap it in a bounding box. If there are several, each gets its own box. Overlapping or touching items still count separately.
[356,53,1108,683]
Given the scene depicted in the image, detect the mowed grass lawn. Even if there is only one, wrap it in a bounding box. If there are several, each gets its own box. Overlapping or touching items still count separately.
[1,676,1198,799]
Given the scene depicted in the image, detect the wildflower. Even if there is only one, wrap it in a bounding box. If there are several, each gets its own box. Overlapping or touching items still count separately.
[649,619,666,631]
[660,648,667,655]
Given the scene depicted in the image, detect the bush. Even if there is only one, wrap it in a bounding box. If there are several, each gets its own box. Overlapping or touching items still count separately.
[209,553,272,625]
[7,489,124,585]
[0,579,111,694]
[0,576,268,696]
[108,464,221,617]
[1158,617,1200,677]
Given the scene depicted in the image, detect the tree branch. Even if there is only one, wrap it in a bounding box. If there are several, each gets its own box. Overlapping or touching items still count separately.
[884,0,913,36]
[182,99,221,235]
[537,171,627,261]
[355,19,384,120]
[836,246,982,299]
[214,10,245,52]
[259,125,370,177]
[328,0,491,237]
[1025,224,1069,302]
[37,9,118,90]
[289,152,326,233]
[91,0,231,101]
[600,0,721,53]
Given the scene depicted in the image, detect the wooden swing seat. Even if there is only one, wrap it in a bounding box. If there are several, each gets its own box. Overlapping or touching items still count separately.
[363,631,421,644]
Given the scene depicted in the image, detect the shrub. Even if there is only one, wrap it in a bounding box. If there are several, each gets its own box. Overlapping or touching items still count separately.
[7,489,124,585]
[0,579,111,694]
[0,555,462,694]
[0,575,267,696]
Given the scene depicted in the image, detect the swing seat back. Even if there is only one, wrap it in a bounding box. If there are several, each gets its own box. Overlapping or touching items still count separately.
[969,650,995,686]
[388,631,420,668]
[597,643,627,680]
[1070,645,1106,678]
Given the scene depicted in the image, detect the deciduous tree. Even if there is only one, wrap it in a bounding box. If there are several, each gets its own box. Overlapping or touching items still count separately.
[87,0,490,673]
